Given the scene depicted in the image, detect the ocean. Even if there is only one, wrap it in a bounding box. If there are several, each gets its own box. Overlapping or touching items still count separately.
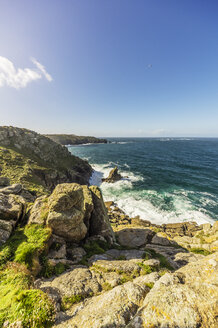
[68,138,218,226]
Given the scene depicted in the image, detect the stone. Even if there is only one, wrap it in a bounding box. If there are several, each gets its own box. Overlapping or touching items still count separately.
[89,186,115,243]
[105,249,146,260]
[0,219,14,245]
[128,253,218,328]
[116,228,154,248]
[55,279,151,328]
[102,166,122,183]
[39,267,103,299]
[28,196,48,224]
[47,184,88,242]
[151,233,172,246]
[212,221,218,234]
[0,177,10,186]
[0,193,25,221]
[67,247,86,263]
[0,184,22,195]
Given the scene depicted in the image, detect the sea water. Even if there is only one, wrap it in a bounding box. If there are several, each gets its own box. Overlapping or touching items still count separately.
[68,138,218,225]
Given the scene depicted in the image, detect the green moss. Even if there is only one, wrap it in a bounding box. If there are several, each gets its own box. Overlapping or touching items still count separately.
[0,224,51,271]
[102,282,113,291]
[0,263,55,327]
[62,294,86,310]
[137,262,157,275]
[145,282,154,289]
[189,247,212,256]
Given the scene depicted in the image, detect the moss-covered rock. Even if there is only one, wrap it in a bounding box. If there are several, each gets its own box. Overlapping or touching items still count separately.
[0,224,51,275]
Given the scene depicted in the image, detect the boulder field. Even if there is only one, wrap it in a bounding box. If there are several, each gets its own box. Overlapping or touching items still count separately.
[0,126,217,328]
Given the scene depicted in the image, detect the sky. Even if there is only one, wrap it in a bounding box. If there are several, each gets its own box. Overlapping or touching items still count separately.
[0,0,218,137]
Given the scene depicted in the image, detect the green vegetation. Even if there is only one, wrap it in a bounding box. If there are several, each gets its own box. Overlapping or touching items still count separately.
[145,282,154,289]
[0,263,55,328]
[0,146,49,195]
[189,247,212,256]
[102,282,113,291]
[62,294,87,310]
[79,240,110,266]
[145,248,174,271]
[40,256,66,278]
[137,262,157,275]
[45,134,107,146]
[0,224,51,271]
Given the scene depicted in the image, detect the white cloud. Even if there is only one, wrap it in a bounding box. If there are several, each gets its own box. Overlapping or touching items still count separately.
[0,56,52,89]
[31,57,52,82]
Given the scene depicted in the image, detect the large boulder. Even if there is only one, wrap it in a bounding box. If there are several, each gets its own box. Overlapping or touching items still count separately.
[55,278,151,328]
[102,166,122,183]
[128,252,218,328]
[29,183,114,244]
[116,228,154,248]
[47,184,93,242]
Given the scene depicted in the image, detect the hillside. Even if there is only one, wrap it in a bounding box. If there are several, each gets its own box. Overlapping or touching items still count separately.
[0,126,92,195]
[45,134,107,145]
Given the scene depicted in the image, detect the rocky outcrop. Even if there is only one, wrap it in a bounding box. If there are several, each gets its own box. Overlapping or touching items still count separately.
[128,252,218,328]
[0,126,92,194]
[102,166,122,183]
[106,201,218,253]
[29,183,115,244]
[45,134,107,145]
[0,191,26,245]
[55,279,151,328]
[89,186,115,243]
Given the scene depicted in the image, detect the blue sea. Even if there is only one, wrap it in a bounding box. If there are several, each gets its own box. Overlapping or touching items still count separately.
[69,138,218,225]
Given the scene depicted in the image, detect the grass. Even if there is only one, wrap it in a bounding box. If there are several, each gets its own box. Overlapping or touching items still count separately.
[137,262,157,275]
[189,247,212,256]
[79,240,110,266]
[62,294,87,310]
[102,282,113,291]
[0,263,55,328]
[40,257,66,278]
[145,282,154,289]
[0,224,51,272]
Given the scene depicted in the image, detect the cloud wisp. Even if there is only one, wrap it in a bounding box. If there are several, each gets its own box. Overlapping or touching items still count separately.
[0,56,52,89]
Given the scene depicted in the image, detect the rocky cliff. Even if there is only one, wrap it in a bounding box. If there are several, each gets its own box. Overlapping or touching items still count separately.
[45,134,107,145]
[0,126,92,195]
[0,128,217,328]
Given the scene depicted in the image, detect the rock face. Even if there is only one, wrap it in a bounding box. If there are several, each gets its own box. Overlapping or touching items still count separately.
[0,192,26,245]
[45,134,107,145]
[102,166,122,183]
[0,126,92,194]
[89,186,115,243]
[29,183,115,243]
[55,279,151,328]
[128,252,218,328]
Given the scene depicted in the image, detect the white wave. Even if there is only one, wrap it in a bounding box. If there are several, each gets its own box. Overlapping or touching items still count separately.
[89,163,215,226]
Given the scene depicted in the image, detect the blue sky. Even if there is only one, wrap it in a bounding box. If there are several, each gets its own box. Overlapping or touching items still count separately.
[0,0,218,137]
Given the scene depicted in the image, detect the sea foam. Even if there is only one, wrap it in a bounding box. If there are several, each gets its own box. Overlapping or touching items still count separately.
[89,163,214,226]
